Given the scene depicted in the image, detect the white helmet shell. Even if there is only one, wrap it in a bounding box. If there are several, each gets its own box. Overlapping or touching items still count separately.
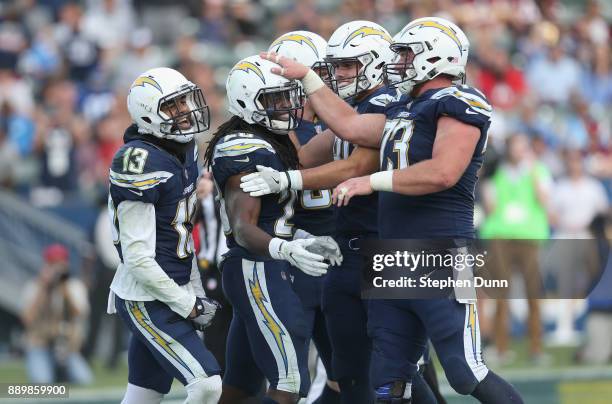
[386,17,470,94]
[326,20,394,99]
[269,30,327,67]
[226,55,304,134]
[127,67,209,143]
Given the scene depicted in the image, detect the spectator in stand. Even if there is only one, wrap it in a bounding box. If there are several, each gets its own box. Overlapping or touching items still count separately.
[476,46,527,112]
[526,38,581,105]
[111,27,168,91]
[197,0,231,46]
[21,244,92,385]
[53,2,100,83]
[32,80,89,203]
[82,0,134,53]
[481,133,553,364]
[546,149,608,345]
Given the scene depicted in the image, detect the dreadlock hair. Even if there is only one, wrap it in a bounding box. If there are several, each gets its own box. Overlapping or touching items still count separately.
[203,115,300,171]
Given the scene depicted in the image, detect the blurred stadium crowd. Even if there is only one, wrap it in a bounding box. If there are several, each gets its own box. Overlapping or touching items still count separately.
[0,0,610,200]
[0,0,611,387]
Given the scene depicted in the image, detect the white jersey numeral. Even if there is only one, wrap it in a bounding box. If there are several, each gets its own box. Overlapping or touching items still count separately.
[300,189,332,209]
[172,192,198,259]
[274,190,296,237]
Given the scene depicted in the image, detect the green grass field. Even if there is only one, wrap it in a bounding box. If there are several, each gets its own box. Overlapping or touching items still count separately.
[0,341,609,403]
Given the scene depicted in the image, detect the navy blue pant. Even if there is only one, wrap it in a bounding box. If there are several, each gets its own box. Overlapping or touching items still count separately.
[115,296,220,393]
[221,257,310,396]
[321,237,372,393]
[290,266,335,381]
[368,298,489,395]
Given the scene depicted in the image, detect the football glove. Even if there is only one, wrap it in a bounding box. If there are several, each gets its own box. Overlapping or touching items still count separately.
[293,229,343,267]
[308,236,343,266]
[269,237,328,277]
[190,297,220,331]
[240,165,302,196]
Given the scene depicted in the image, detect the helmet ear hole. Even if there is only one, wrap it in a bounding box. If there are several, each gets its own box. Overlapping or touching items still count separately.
[141,117,152,123]
[237,99,246,109]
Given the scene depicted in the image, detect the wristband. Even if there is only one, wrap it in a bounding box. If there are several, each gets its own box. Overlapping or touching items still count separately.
[268,237,285,260]
[370,171,394,192]
[302,69,325,95]
[286,170,303,190]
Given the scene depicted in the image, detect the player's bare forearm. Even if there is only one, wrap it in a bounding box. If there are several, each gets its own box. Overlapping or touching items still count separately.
[302,146,379,189]
[307,88,385,147]
[224,174,273,257]
[298,129,334,168]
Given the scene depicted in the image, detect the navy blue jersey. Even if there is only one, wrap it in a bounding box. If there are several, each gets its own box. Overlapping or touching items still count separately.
[211,132,297,260]
[108,129,200,285]
[332,86,399,237]
[379,85,492,239]
[293,119,334,236]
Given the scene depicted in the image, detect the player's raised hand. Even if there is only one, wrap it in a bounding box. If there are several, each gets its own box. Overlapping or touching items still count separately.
[260,51,310,80]
[240,165,288,196]
[333,176,374,207]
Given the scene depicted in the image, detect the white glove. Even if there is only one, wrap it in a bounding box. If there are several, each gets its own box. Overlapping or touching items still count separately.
[308,236,343,267]
[269,237,328,276]
[240,165,302,196]
[190,297,220,331]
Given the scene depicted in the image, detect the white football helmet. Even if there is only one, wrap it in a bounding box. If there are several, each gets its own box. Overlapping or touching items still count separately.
[127,67,209,143]
[325,20,394,99]
[269,30,335,91]
[384,17,470,95]
[226,55,304,134]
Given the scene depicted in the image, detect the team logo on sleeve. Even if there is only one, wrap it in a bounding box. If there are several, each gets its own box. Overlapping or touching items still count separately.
[131,76,163,93]
[231,61,266,84]
[271,34,319,57]
[344,26,392,47]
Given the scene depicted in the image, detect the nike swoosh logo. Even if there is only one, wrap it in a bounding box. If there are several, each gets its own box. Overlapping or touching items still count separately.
[272,178,279,184]
[235,157,250,163]
[465,108,478,115]
[128,189,143,196]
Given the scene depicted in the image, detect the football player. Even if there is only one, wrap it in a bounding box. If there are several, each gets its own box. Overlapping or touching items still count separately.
[261,16,524,404]
[203,55,342,404]
[268,30,340,404]
[240,21,399,404]
[107,67,222,404]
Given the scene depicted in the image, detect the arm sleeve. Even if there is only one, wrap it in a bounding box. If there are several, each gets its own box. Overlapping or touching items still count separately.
[189,255,206,298]
[117,200,195,318]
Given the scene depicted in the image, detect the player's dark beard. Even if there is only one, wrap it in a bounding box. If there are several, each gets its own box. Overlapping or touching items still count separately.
[124,124,193,164]
[204,116,299,171]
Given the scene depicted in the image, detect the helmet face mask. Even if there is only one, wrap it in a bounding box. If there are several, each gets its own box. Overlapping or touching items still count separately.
[325,20,394,100]
[326,55,372,99]
[385,17,469,95]
[157,84,210,141]
[383,43,424,93]
[127,67,209,143]
[312,61,337,93]
[253,82,304,134]
[226,55,305,135]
